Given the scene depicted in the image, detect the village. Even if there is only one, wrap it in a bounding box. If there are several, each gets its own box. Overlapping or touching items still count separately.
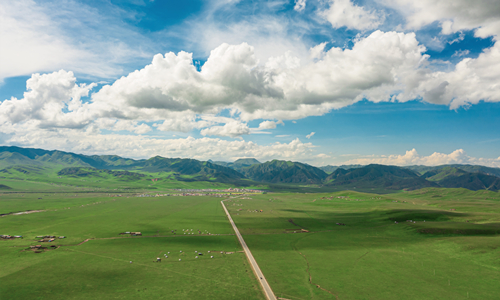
[136,188,264,198]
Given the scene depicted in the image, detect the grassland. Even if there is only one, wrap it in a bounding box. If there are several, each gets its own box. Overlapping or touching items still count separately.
[0,167,242,191]
[1,185,500,299]
[227,188,500,299]
[0,194,264,299]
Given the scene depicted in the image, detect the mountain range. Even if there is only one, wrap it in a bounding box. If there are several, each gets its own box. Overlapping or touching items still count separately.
[1,146,499,192]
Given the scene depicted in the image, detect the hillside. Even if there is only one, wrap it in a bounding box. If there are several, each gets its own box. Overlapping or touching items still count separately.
[421,167,500,191]
[407,164,500,178]
[1,146,500,192]
[319,164,364,174]
[0,146,246,186]
[325,164,438,191]
[211,158,261,172]
[241,160,327,184]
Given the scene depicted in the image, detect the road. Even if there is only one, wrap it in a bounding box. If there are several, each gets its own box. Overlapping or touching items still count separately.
[221,200,277,300]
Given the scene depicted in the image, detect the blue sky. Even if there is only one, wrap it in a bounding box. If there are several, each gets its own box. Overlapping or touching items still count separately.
[1,0,499,167]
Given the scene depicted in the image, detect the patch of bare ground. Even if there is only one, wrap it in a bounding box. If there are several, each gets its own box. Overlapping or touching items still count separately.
[1,210,45,217]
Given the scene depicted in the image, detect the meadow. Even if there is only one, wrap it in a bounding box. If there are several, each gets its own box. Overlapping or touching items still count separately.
[0,193,264,299]
[227,189,500,299]
[1,185,500,299]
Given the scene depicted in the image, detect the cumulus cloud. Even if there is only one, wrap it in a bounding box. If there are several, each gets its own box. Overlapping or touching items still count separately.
[258,120,277,130]
[3,31,500,139]
[43,31,426,124]
[380,0,500,38]
[0,70,96,128]
[306,132,315,139]
[320,0,383,30]
[416,42,500,108]
[200,121,250,137]
[342,148,500,168]
[310,42,328,60]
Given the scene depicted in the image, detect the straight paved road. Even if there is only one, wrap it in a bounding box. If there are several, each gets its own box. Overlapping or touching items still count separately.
[221,200,277,300]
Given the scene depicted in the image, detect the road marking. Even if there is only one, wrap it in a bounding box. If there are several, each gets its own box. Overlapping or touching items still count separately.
[221,200,277,300]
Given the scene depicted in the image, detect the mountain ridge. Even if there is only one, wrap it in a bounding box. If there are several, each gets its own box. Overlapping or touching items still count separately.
[1,146,499,192]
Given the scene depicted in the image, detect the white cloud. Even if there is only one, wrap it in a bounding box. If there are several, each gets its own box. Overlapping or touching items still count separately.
[200,121,250,137]
[416,42,500,108]
[320,0,383,30]
[0,0,152,81]
[380,0,500,38]
[82,32,429,122]
[1,126,316,162]
[258,120,277,129]
[0,32,428,138]
[294,0,306,12]
[186,8,311,67]
[310,42,328,60]
[451,49,470,58]
[342,148,500,168]
[306,132,315,139]
[3,31,500,138]
[0,70,96,128]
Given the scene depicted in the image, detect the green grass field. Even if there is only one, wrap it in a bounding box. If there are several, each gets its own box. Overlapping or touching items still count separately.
[224,189,500,299]
[0,194,264,299]
[1,186,500,299]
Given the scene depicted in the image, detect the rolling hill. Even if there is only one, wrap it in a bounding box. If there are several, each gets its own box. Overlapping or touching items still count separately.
[1,146,500,192]
[0,146,246,185]
[240,160,328,184]
[406,164,500,178]
[421,166,500,191]
[325,164,439,191]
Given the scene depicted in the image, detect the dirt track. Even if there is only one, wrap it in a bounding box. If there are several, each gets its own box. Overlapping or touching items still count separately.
[221,200,277,300]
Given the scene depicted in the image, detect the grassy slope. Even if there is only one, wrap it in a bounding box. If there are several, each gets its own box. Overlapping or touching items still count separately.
[0,166,242,191]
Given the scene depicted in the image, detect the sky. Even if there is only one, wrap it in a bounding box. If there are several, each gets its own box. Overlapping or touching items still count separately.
[1,0,500,167]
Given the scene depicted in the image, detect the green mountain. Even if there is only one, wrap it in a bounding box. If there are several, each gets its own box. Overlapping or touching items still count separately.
[421,167,500,191]
[137,157,246,183]
[0,146,245,185]
[241,160,327,184]
[1,146,500,192]
[0,152,42,168]
[57,167,146,181]
[437,172,500,191]
[211,158,261,172]
[406,164,500,178]
[319,164,364,174]
[325,164,438,191]
[421,166,467,181]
